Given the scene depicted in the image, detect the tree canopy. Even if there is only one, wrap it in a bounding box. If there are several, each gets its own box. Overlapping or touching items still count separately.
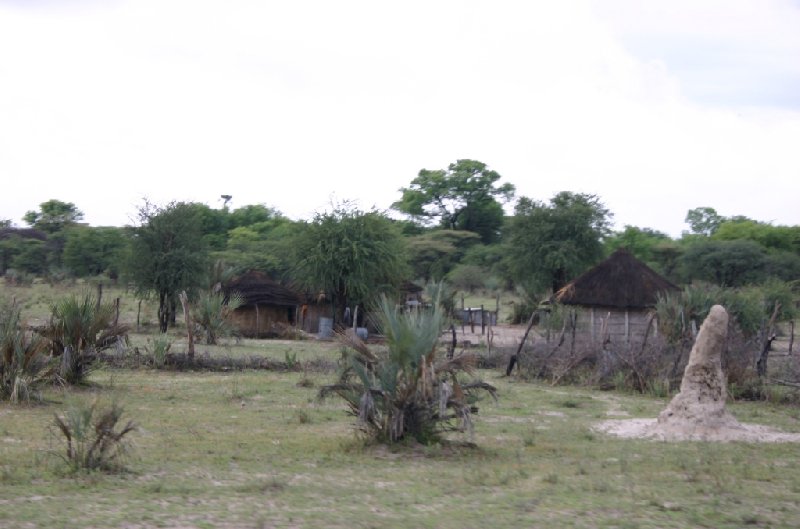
[505,192,612,293]
[293,205,409,325]
[393,159,515,243]
[23,199,84,234]
[126,201,210,332]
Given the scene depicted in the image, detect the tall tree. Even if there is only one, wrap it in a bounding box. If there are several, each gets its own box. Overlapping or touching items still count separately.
[22,199,85,270]
[505,192,612,293]
[63,226,129,278]
[293,205,410,326]
[23,199,83,234]
[679,239,767,287]
[684,206,723,236]
[126,202,209,332]
[393,159,515,243]
[604,226,672,265]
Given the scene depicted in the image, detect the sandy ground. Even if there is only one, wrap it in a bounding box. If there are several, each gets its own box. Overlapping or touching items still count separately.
[594,417,800,443]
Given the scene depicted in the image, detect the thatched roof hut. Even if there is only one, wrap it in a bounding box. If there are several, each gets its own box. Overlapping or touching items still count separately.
[555,249,679,309]
[554,249,679,343]
[223,271,302,338]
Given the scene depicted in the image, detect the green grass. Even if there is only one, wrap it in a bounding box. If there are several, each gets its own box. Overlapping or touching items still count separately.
[2,365,800,528]
[4,282,800,528]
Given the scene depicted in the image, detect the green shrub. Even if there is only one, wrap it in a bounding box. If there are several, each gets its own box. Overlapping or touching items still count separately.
[146,335,172,368]
[52,400,137,473]
[45,292,118,385]
[0,302,52,403]
[192,291,243,345]
[320,290,496,444]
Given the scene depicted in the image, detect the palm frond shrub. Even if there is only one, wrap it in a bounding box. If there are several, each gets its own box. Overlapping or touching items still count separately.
[0,302,53,403]
[320,292,496,444]
[52,400,136,473]
[45,293,116,385]
[192,291,244,344]
[145,335,172,368]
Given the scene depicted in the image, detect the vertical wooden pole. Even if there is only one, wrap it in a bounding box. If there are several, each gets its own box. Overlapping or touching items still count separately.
[179,291,195,362]
[789,320,795,355]
[136,299,142,332]
[624,310,630,344]
[481,304,485,335]
[96,282,103,309]
[113,297,120,327]
[546,311,551,343]
[461,295,465,334]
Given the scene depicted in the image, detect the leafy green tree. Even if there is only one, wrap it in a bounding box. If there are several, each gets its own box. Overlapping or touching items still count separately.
[179,203,230,252]
[228,204,282,229]
[21,200,85,271]
[293,205,410,325]
[679,239,767,287]
[127,202,209,332]
[23,200,83,234]
[604,226,672,264]
[63,226,129,278]
[214,217,300,277]
[764,250,800,282]
[393,159,515,243]
[505,192,612,293]
[10,239,48,275]
[713,218,800,254]
[406,230,480,281]
[684,206,723,236]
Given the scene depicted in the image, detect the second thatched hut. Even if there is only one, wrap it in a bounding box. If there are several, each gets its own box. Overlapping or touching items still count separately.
[554,249,679,343]
[224,271,303,338]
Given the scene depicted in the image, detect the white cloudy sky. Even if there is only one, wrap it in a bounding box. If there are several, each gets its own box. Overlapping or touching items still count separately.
[1,0,799,236]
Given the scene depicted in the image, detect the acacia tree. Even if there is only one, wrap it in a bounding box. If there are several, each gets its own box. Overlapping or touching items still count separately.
[22,199,85,270]
[127,202,209,332]
[23,199,83,234]
[393,159,515,243]
[505,192,612,293]
[293,205,410,326]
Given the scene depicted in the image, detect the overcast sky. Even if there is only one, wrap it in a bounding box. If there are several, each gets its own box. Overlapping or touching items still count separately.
[1,0,799,236]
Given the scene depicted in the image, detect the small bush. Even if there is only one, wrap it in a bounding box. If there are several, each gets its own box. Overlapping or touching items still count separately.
[52,400,137,473]
[44,293,120,385]
[0,302,53,403]
[146,335,172,368]
[192,291,243,345]
[320,290,496,444]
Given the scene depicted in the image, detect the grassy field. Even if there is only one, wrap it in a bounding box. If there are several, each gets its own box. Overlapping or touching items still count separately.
[3,282,800,528]
[2,362,800,528]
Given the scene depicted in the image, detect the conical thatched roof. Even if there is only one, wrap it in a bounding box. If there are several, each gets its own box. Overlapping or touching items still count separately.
[224,271,301,307]
[555,249,679,309]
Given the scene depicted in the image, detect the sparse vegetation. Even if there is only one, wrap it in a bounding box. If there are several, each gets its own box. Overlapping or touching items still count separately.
[0,301,52,402]
[43,292,120,385]
[321,293,496,443]
[192,291,243,345]
[52,399,137,473]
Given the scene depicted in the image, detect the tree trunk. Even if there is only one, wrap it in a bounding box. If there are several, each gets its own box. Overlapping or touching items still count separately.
[158,292,169,333]
[506,310,537,376]
[757,302,781,378]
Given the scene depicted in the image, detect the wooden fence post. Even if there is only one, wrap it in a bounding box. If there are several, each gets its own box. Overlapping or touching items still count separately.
[179,291,195,362]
